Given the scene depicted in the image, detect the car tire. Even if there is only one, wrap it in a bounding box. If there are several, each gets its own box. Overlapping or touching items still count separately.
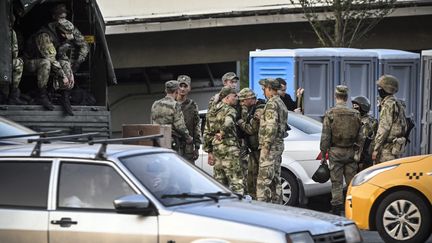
[375,190,431,243]
[281,170,299,206]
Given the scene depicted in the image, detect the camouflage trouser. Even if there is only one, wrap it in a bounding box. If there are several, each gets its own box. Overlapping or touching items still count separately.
[376,143,399,164]
[12,57,23,88]
[257,143,283,204]
[247,150,260,199]
[179,143,195,163]
[329,160,357,206]
[213,144,244,195]
[24,58,73,90]
[239,145,249,194]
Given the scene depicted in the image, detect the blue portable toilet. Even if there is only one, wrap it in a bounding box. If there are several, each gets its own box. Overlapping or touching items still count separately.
[250,48,378,121]
[249,48,337,121]
[420,50,432,154]
[366,49,420,155]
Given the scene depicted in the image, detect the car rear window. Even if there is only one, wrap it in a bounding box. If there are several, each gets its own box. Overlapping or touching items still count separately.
[288,113,322,134]
[0,161,51,208]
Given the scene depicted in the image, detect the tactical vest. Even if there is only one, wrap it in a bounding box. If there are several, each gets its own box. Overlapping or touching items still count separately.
[245,103,265,151]
[330,107,360,147]
[24,23,60,59]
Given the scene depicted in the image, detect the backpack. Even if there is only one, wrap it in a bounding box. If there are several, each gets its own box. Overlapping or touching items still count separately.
[395,100,415,144]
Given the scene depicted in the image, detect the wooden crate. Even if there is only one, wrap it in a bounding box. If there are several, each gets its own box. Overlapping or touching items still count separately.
[122,124,171,148]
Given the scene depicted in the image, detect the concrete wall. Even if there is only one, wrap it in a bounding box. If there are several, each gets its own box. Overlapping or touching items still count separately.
[106,15,432,69]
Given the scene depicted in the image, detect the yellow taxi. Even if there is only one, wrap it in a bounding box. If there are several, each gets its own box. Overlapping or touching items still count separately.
[345,155,432,243]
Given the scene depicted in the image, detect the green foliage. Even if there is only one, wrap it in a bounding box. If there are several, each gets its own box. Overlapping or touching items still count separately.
[290,0,397,47]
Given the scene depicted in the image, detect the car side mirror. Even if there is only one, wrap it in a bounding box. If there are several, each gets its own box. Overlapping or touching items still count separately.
[113,194,153,215]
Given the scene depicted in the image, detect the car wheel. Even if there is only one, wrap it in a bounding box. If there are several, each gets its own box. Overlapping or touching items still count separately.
[375,190,431,243]
[281,170,299,206]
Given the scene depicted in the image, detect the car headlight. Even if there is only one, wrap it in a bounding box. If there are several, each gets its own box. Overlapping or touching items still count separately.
[286,232,314,243]
[351,164,399,186]
[343,223,362,243]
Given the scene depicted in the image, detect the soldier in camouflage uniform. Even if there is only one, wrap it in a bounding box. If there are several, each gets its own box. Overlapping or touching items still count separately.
[151,80,193,152]
[0,14,25,105]
[176,75,201,163]
[320,85,361,215]
[351,96,378,171]
[24,19,82,115]
[257,78,288,204]
[237,88,265,199]
[372,75,407,164]
[211,87,244,194]
[50,4,89,72]
[203,72,238,166]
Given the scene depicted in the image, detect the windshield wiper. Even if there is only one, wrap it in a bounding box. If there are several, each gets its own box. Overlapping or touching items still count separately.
[161,191,233,203]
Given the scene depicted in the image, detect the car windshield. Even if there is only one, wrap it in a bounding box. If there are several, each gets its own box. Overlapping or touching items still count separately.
[0,117,35,137]
[288,112,322,135]
[120,152,232,206]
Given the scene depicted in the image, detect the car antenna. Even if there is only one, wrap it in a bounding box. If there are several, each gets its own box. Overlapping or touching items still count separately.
[28,132,99,157]
[88,134,163,160]
[0,129,64,140]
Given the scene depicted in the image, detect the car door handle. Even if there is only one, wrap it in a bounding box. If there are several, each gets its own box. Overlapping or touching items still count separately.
[51,217,78,227]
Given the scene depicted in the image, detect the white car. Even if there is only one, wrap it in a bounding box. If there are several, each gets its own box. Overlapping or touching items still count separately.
[196,110,331,206]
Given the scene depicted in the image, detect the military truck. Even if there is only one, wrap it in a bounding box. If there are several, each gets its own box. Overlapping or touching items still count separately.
[0,0,116,137]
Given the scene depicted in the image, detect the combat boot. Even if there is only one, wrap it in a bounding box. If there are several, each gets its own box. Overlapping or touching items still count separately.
[38,88,54,110]
[330,204,343,216]
[8,87,26,105]
[60,90,74,116]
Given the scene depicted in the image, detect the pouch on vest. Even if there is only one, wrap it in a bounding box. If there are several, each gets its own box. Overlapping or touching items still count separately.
[330,110,360,147]
[391,137,406,156]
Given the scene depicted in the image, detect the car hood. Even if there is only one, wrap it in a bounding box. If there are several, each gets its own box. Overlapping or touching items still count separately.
[173,199,351,235]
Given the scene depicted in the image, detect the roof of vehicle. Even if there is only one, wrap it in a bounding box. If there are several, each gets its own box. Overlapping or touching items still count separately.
[0,143,172,160]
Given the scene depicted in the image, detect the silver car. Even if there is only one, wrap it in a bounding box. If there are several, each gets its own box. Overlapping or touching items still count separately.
[196,111,331,206]
[0,140,361,243]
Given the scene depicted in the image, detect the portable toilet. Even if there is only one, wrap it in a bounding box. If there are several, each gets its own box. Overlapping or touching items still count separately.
[315,48,378,114]
[420,50,432,154]
[366,49,421,155]
[249,48,378,121]
[249,48,337,121]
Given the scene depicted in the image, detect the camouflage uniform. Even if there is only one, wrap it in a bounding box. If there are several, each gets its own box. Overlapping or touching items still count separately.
[50,3,89,72]
[203,72,239,154]
[0,28,26,105]
[12,29,23,90]
[257,79,288,204]
[24,19,78,90]
[212,90,244,194]
[151,80,191,153]
[374,96,407,163]
[357,114,378,169]
[352,96,378,171]
[177,76,202,163]
[237,88,265,199]
[320,86,361,211]
[203,91,224,154]
[374,75,407,163]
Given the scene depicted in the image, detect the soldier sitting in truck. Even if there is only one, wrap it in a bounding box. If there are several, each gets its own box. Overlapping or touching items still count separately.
[0,13,26,105]
[23,18,87,116]
[50,3,89,73]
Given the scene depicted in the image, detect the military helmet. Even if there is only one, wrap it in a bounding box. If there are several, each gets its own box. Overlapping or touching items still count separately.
[312,164,330,183]
[377,75,399,94]
[351,96,371,113]
[238,88,256,101]
[57,19,74,39]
